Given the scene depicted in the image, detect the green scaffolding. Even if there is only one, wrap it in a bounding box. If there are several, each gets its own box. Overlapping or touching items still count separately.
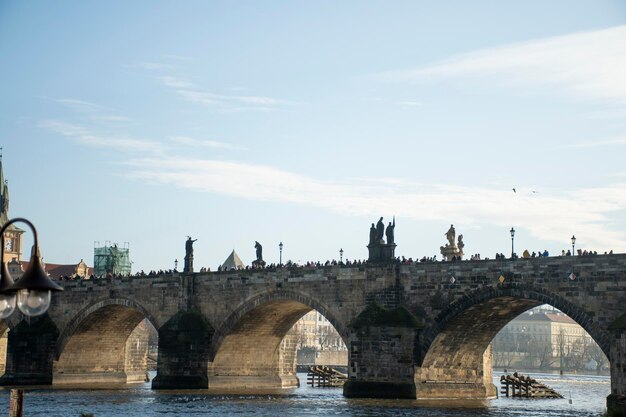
[94,243,131,277]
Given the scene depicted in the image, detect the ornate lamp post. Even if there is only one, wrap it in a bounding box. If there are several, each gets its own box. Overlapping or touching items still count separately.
[0,218,63,319]
[0,218,62,416]
[510,227,515,259]
[174,259,178,271]
[571,235,576,256]
[339,248,344,263]
[279,242,283,266]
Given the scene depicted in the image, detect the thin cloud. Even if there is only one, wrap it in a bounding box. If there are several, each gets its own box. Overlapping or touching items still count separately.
[52,97,131,123]
[570,137,626,149]
[123,157,626,251]
[129,62,177,70]
[377,25,626,103]
[54,98,104,113]
[396,100,424,107]
[40,120,163,153]
[161,54,193,62]
[170,136,248,151]
[158,75,297,111]
[586,108,626,121]
[90,114,132,123]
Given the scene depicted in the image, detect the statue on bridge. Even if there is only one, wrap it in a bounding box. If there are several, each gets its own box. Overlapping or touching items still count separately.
[386,217,395,245]
[375,217,385,243]
[440,225,464,261]
[252,241,266,268]
[445,225,456,247]
[184,236,197,273]
[367,216,396,263]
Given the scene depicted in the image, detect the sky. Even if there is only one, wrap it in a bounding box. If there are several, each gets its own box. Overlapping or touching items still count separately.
[1,1,626,272]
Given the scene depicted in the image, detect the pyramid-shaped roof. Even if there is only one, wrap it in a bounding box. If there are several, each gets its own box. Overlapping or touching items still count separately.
[222,250,245,270]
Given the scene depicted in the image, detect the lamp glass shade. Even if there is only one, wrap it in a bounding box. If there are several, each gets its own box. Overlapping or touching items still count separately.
[0,293,16,319]
[510,228,515,238]
[571,235,576,244]
[17,289,51,316]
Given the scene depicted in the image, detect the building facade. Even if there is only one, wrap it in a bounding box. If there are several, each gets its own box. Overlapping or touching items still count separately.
[493,306,607,372]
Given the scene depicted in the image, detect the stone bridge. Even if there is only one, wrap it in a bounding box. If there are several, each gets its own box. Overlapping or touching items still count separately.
[1,255,625,409]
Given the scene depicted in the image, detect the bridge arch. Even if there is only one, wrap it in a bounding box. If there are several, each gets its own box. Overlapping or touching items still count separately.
[207,289,349,389]
[54,297,158,386]
[421,282,609,360]
[416,283,609,399]
[210,289,349,357]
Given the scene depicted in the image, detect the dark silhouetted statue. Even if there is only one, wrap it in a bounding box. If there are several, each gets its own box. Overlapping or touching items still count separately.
[376,217,385,242]
[184,236,197,273]
[386,217,395,245]
[255,241,263,262]
[369,223,376,245]
[368,216,396,263]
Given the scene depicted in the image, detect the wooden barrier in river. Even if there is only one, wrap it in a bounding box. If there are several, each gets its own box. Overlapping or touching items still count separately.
[500,372,563,398]
[307,366,347,387]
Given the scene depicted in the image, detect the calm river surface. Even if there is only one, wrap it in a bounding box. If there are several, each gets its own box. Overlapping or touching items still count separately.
[0,372,610,416]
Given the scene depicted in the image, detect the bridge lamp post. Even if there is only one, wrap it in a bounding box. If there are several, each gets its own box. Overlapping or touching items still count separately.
[0,219,63,417]
[174,259,178,271]
[0,218,63,319]
[571,235,576,256]
[279,242,283,266]
[510,227,515,259]
[339,248,344,263]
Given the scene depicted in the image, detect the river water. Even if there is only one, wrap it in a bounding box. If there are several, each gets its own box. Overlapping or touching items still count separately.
[0,372,610,416]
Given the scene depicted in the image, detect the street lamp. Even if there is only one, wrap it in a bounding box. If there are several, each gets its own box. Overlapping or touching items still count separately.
[571,235,576,256]
[279,242,283,266]
[174,259,178,271]
[510,227,515,259]
[0,218,63,318]
[339,248,344,263]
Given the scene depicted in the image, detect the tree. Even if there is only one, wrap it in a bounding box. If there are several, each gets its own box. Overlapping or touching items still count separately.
[492,327,519,368]
[585,339,609,374]
[527,335,555,370]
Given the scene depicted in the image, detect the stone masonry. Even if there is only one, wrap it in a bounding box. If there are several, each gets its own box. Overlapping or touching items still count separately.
[0,255,624,412]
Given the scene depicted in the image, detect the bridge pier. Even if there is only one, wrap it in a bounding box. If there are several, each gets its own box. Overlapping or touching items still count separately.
[414,345,496,399]
[608,324,626,417]
[0,316,58,386]
[343,306,421,399]
[152,311,212,389]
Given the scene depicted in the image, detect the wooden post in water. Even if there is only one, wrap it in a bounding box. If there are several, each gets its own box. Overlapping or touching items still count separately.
[8,389,23,417]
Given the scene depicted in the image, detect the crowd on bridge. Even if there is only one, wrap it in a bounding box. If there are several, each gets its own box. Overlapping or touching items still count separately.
[53,247,616,281]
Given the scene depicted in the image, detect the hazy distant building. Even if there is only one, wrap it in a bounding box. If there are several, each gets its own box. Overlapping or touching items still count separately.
[221,250,245,270]
[293,310,346,351]
[493,307,607,372]
[9,259,93,280]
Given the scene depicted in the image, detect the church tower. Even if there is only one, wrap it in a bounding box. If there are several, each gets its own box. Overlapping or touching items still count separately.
[0,150,24,263]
